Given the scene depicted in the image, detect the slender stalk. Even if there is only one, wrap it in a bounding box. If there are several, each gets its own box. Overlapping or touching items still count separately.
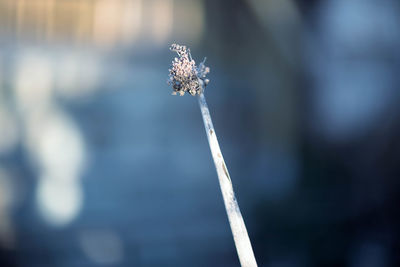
[197,92,258,267]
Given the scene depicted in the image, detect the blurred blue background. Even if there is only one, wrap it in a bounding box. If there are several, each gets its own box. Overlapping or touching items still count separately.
[0,0,400,266]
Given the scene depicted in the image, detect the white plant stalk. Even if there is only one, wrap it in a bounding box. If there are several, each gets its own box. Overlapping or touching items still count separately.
[198,92,257,267]
[168,44,257,266]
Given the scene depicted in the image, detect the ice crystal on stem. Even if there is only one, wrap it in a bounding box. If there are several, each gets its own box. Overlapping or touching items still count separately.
[168,44,210,96]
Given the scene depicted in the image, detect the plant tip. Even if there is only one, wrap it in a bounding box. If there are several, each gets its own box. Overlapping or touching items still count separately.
[168,43,210,96]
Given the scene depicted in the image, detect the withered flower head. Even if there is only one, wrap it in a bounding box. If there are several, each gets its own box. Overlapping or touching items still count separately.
[168,44,210,96]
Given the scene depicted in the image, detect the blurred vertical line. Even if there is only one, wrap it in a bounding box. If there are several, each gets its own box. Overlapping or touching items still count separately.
[16,0,25,42]
[0,1,9,37]
[120,0,142,46]
[35,1,45,42]
[151,0,173,45]
[93,0,119,48]
[171,0,205,45]
[76,0,93,44]
[45,0,55,42]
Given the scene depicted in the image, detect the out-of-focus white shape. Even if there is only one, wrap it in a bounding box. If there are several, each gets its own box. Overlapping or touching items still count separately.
[55,53,100,99]
[13,50,89,227]
[0,168,16,249]
[120,0,142,45]
[152,0,173,45]
[93,0,122,48]
[0,107,19,154]
[172,0,204,44]
[14,52,53,113]
[26,109,85,181]
[36,176,83,227]
[80,229,124,265]
[26,109,86,227]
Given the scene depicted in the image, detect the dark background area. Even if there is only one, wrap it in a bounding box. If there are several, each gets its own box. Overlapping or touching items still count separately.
[0,0,399,266]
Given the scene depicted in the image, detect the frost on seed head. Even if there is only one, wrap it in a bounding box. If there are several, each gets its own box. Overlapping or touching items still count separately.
[168,44,210,96]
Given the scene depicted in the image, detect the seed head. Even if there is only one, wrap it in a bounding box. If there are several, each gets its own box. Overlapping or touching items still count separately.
[168,44,210,96]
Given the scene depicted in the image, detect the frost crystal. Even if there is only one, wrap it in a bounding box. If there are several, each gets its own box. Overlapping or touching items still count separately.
[168,44,210,96]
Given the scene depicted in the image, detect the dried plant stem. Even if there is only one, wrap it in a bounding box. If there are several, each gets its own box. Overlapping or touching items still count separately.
[198,92,258,267]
